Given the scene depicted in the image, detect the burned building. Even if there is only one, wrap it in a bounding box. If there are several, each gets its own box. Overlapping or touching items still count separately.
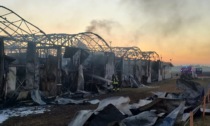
[141,51,162,83]
[0,6,114,105]
[112,47,143,88]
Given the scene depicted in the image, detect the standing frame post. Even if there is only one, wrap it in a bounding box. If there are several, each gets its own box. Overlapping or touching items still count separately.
[26,42,38,90]
[0,37,4,97]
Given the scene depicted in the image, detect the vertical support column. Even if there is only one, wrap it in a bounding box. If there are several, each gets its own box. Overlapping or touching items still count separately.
[139,59,142,83]
[56,46,62,84]
[133,59,136,79]
[26,42,37,90]
[34,54,39,90]
[147,59,151,83]
[128,59,131,74]
[158,60,162,81]
[120,57,123,88]
[0,37,4,96]
[56,46,62,95]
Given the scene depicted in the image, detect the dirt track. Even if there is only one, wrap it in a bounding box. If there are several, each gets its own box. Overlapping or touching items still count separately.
[2,78,210,126]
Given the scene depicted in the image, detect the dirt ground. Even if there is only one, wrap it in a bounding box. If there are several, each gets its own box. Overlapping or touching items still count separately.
[2,78,210,126]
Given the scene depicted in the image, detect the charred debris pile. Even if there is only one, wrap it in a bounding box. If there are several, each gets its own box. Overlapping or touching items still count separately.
[69,75,205,126]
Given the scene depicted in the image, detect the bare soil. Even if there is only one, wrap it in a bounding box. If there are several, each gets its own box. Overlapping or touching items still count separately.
[2,78,210,126]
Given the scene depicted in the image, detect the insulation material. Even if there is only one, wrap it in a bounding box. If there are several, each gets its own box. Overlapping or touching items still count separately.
[147,64,152,83]
[25,63,35,89]
[158,69,162,81]
[104,52,115,86]
[73,50,81,66]
[77,65,84,91]
[31,90,46,105]
[6,67,16,94]
[71,50,82,92]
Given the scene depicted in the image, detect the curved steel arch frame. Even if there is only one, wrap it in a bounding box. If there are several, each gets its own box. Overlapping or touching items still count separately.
[141,51,160,61]
[0,6,111,52]
[0,6,53,46]
[68,32,111,52]
[45,32,111,52]
[112,46,142,60]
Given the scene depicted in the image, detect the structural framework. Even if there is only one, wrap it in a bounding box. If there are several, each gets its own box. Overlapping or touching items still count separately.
[112,46,142,60]
[0,6,111,52]
[142,51,160,61]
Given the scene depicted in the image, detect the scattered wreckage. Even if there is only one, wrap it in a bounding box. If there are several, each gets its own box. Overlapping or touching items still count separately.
[69,76,205,126]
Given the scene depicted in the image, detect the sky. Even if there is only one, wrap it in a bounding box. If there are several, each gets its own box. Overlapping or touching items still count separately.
[1,0,210,66]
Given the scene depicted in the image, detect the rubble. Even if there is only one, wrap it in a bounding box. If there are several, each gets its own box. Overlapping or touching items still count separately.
[68,76,205,126]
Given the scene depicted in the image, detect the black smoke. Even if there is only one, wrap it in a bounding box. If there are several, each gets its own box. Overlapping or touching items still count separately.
[86,20,120,35]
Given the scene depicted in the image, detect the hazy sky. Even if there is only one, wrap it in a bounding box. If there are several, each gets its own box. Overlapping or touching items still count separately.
[1,0,210,65]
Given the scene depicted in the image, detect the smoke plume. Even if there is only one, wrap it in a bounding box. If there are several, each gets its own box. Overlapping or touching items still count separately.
[121,0,201,37]
[86,20,120,35]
